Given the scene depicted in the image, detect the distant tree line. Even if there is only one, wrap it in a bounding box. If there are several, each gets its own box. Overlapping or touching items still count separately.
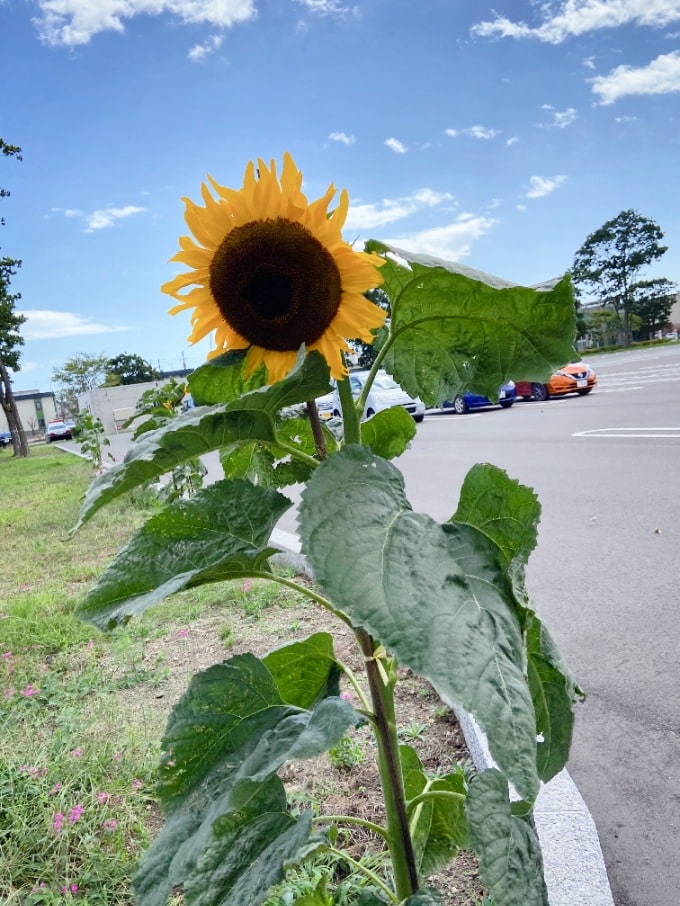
[51,352,162,416]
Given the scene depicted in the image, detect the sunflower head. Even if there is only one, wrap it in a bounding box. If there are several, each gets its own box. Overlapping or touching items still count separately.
[162,152,386,383]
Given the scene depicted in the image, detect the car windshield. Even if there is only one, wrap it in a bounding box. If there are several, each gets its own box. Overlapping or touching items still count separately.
[372,374,400,391]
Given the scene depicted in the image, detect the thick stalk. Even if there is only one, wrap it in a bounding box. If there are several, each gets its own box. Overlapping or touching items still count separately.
[306,399,327,460]
[355,627,419,900]
[337,375,361,445]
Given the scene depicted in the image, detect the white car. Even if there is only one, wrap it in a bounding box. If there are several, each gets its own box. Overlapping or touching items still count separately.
[331,370,425,423]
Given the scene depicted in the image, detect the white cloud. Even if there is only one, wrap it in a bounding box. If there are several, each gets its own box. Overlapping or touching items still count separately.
[188,33,223,60]
[506,135,520,146]
[33,0,257,47]
[590,50,680,103]
[615,114,637,121]
[384,137,407,154]
[85,205,146,231]
[19,310,129,340]
[382,214,498,262]
[294,0,355,14]
[472,1,680,44]
[329,131,356,145]
[583,55,596,69]
[553,107,578,127]
[445,125,499,139]
[343,188,455,232]
[526,175,568,198]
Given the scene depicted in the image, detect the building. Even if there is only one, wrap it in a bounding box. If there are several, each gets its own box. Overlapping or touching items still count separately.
[0,389,57,435]
[77,371,192,435]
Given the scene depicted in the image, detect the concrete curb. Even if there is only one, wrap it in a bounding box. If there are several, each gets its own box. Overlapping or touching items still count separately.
[270,526,615,906]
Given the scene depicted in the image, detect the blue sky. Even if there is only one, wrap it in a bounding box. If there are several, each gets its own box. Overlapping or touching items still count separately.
[2,0,679,393]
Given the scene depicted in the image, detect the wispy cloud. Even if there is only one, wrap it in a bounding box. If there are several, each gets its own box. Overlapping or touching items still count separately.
[329,131,356,145]
[188,33,223,61]
[445,125,499,139]
[384,137,408,154]
[19,310,129,340]
[590,50,680,103]
[526,175,567,198]
[33,0,257,47]
[344,188,455,231]
[382,213,498,262]
[87,206,146,232]
[293,0,355,14]
[506,136,520,146]
[472,1,680,44]
[583,55,597,70]
[540,105,578,128]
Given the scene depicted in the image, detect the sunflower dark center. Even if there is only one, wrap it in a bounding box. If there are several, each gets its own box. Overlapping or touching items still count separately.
[209,218,343,351]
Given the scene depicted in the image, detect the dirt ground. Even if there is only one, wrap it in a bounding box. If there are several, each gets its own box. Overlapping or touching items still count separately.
[114,578,485,905]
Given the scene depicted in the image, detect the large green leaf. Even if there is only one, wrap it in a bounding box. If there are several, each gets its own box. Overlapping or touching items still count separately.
[466,769,548,906]
[299,446,539,802]
[158,652,358,811]
[77,479,291,630]
[75,349,332,528]
[134,772,313,906]
[365,242,576,406]
[401,745,468,877]
[402,890,443,906]
[262,633,342,709]
[453,464,541,570]
[525,614,583,783]
[360,405,417,460]
[188,349,268,405]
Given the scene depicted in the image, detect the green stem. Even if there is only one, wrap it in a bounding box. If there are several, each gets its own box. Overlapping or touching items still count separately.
[267,438,318,469]
[243,571,354,629]
[337,374,361,445]
[313,814,390,843]
[327,847,399,903]
[337,660,372,713]
[355,627,419,900]
[407,789,467,812]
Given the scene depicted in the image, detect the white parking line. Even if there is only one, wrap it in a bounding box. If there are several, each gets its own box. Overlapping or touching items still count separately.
[573,427,680,438]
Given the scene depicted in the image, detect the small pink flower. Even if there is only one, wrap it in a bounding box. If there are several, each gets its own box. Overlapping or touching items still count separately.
[112,751,123,762]
[50,783,62,795]
[132,779,143,790]
[243,579,253,593]
[340,692,352,701]
[1,651,12,659]
[97,791,110,804]
[53,811,64,833]
[102,818,118,832]
[68,804,84,824]
[60,885,78,895]
[70,747,83,758]
[19,683,39,697]
[175,628,189,639]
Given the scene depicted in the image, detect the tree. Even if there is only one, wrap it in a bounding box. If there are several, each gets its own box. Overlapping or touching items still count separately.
[105,353,160,385]
[572,209,669,346]
[353,287,391,368]
[0,138,29,457]
[52,352,110,415]
[629,277,677,340]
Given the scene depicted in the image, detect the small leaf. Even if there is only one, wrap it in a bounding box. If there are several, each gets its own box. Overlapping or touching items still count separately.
[453,464,541,570]
[365,242,576,407]
[466,770,548,906]
[360,405,417,459]
[299,446,539,802]
[263,633,342,709]
[77,480,291,629]
[401,745,468,876]
[402,888,444,905]
[188,349,267,405]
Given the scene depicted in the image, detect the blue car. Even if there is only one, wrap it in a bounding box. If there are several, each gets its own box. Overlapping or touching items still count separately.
[0,431,12,448]
[443,381,516,414]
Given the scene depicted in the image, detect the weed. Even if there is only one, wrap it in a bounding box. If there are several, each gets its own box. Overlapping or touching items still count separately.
[398,721,429,742]
[328,734,367,771]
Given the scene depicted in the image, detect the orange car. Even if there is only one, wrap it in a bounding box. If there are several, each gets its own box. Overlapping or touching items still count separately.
[514,362,597,401]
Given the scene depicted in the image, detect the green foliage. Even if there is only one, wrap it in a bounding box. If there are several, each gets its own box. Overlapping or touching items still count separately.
[572,209,669,342]
[106,352,160,385]
[52,353,110,415]
[76,252,580,905]
[76,410,110,471]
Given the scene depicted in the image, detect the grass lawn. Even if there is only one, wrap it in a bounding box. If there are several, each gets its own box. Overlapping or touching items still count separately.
[0,446,306,904]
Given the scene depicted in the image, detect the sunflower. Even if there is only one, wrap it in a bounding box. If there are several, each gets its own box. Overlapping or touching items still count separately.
[162,152,386,383]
